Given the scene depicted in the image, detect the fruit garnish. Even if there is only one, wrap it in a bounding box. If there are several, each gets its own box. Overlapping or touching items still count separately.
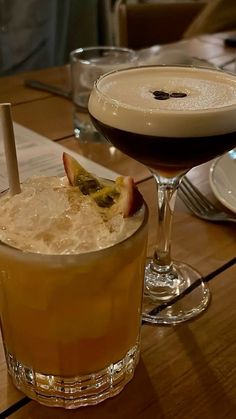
[114,176,143,218]
[91,186,119,208]
[62,152,143,217]
[63,152,102,194]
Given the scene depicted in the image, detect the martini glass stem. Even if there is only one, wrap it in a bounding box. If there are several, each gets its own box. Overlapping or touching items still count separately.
[153,172,179,270]
[145,172,185,300]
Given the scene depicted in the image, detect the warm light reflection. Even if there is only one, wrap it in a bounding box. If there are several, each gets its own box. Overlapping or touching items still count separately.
[109,146,117,156]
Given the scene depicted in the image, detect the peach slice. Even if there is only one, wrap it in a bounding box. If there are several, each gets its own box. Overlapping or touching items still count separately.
[62,152,143,217]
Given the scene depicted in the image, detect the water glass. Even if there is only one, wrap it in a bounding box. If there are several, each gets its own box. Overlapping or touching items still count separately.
[70,46,137,143]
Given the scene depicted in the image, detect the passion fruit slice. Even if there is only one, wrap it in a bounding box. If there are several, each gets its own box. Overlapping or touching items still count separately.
[92,186,120,208]
[63,152,102,194]
[62,152,143,217]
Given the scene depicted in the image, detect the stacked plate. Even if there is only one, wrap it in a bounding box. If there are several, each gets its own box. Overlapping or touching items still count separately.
[209,149,236,214]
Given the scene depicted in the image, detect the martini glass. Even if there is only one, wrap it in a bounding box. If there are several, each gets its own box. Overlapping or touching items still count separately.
[88,65,236,325]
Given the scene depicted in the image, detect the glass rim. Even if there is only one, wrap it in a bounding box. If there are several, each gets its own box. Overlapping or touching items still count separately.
[93,64,236,115]
[70,45,137,63]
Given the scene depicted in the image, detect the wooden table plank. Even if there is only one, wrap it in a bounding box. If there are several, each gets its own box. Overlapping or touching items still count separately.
[7,265,236,418]
[140,265,236,419]
[12,96,74,141]
[0,66,70,106]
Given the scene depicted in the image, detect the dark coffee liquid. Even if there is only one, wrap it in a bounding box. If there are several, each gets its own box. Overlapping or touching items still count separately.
[91,116,236,174]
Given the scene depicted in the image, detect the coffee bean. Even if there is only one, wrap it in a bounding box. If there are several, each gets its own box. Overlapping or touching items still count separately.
[153,90,166,96]
[152,91,170,100]
[170,92,187,98]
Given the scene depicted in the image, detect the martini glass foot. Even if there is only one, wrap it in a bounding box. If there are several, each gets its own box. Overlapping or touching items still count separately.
[142,259,210,325]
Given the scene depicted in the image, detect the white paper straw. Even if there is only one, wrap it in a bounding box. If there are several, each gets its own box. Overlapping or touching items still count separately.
[0,103,21,195]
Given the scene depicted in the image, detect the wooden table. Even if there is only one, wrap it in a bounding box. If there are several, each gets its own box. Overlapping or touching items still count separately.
[0,32,236,419]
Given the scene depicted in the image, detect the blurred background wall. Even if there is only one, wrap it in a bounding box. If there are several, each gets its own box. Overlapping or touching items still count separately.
[0,0,114,75]
[1,0,231,76]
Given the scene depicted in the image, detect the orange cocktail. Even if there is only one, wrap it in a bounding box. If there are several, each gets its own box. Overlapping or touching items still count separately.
[0,162,148,408]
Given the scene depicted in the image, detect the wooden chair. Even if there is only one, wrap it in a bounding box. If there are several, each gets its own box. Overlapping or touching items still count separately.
[114,0,207,49]
[183,0,236,38]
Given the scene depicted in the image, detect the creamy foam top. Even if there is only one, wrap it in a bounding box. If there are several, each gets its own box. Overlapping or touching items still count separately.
[0,177,142,255]
[88,66,236,137]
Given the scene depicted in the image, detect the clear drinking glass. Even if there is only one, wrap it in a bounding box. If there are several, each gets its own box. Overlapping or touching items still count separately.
[88,65,236,325]
[0,202,148,408]
[70,46,137,143]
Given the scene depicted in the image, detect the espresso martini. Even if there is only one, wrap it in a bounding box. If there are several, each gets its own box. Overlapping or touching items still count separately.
[89,65,236,325]
[89,66,236,176]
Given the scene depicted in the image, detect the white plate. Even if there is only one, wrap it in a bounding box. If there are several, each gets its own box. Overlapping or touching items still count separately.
[209,149,236,214]
[137,46,216,68]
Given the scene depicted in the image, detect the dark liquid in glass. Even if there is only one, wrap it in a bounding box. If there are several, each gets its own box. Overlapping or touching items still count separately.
[91,116,236,175]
